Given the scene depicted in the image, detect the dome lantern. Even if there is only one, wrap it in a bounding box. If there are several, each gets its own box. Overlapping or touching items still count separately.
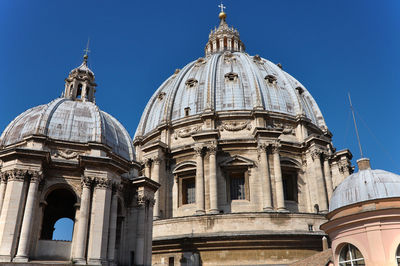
[205,4,245,55]
[63,53,97,103]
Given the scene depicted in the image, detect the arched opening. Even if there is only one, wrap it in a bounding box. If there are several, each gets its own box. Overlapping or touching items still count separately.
[53,218,74,241]
[41,188,76,241]
[76,84,82,99]
[338,243,365,266]
[396,245,400,264]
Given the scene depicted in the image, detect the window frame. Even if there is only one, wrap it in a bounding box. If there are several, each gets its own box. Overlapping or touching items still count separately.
[226,167,250,201]
[338,243,365,266]
[177,171,196,206]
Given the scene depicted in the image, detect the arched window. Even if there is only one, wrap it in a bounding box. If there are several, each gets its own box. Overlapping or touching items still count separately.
[173,161,197,206]
[338,243,365,266]
[41,188,76,241]
[396,245,400,265]
[76,84,82,99]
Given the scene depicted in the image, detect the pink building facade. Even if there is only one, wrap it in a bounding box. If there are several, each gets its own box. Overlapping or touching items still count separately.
[321,158,400,266]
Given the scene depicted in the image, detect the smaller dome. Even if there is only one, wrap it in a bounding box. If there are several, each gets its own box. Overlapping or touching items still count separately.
[329,158,400,212]
[0,98,135,161]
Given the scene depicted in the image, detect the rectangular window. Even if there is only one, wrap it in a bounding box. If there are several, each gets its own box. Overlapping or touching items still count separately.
[282,172,297,201]
[168,257,174,266]
[230,172,246,200]
[182,177,195,204]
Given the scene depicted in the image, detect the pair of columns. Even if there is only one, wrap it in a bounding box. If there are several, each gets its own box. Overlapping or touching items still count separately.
[310,150,333,213]
[258,142,286,212]
[0,170,42,262]
[194,144,218,215]
[73,177,119,265]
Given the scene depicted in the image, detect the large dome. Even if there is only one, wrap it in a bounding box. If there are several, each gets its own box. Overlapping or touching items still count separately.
[0,98,134,161]
[329,158,400,212]
[135,51,326,137]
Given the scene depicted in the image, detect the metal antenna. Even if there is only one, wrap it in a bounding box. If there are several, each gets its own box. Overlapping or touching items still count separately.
[348,92,364,158]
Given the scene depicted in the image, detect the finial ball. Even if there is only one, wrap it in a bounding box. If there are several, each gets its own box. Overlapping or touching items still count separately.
[219,11,226,20]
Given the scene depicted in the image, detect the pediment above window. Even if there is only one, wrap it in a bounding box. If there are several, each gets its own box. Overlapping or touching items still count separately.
[172,161,197,174]
[220,155,255,168]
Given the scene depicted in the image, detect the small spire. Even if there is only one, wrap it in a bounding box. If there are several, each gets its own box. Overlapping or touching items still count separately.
[218,2,227,21]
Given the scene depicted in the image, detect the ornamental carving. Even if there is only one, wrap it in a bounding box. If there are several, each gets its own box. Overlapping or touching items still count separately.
[28,170,43,182]
[310,150,323,161]
[52,149,82,160]
[207,145,217,155]
[174,125,201,139]
[4,169,27,182]
[257,142,269,153]
[271,141,281,153]
[194,57,206,67]
[81,176,93,188]
[220,120,251,132]
[282,125,295,135]
[137,189,155,207]
[152,156,162,165]
[95,177,112,189]
[338,160,350,174]
[194,146,204,156]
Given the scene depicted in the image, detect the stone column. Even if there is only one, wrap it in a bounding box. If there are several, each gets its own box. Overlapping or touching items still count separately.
[73,177,92,264]
[272,144,286,211]
[0,170,27,262]
[257,143,272,211]
[234,39,238,50]
[212,40,217,52]
[311,150,328,213]
[13,171,42,262]
[144,159,151,178]
[152,157,161,220]
[227,37,232,50]
[0,174,7,214]
[194,146,205,215]
[219,38,224,51]
[135,203,145,266]
[323,154,333,200]
[87,178,112,265]
[208,145,219,214]
[107,187,118,265]
[135,186,156,266]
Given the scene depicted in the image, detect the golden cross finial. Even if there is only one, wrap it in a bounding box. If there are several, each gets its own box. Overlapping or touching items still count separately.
[218,3,226,13]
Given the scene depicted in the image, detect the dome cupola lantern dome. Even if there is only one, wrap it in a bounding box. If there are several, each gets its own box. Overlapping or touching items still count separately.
[63,53,97,103]
[205,4,245,55]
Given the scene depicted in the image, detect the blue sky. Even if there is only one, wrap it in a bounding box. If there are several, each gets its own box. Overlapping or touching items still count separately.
[1,0,399,175]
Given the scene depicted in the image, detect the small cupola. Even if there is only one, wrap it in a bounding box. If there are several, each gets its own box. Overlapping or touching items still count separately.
[63,54,97,102]
[205,4,245,56]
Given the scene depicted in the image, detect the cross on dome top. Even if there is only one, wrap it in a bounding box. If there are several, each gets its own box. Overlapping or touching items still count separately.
[205,4,245,55]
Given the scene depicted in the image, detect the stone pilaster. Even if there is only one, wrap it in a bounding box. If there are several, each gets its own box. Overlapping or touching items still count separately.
[87,177,112,265]
[0,169,27,262]
[0,173,7,214]
[107,186,119,264]
[152,157,161,219]
[257,142,272,211]
[272,143,286,211]
[208,144,219,214]
[13,171,42,262]
[322,153,333,200]
[194,146,205,215]
[144,159,151,178]
[311,150,328,213]
[135,183,156,266]
[73,176,93,264]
